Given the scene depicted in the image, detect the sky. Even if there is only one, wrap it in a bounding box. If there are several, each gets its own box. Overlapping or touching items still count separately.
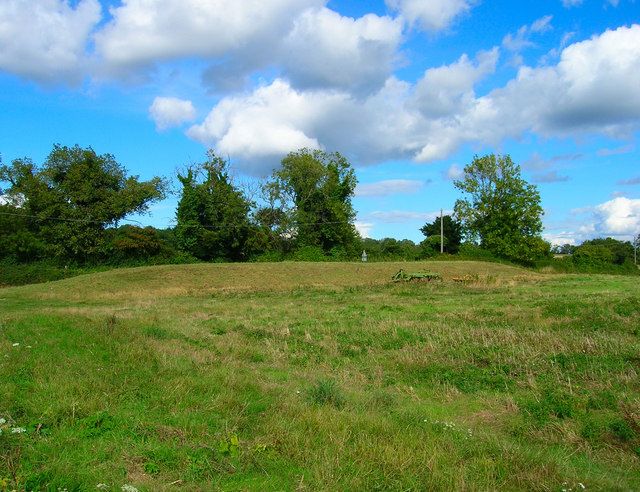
[0,0,639,244]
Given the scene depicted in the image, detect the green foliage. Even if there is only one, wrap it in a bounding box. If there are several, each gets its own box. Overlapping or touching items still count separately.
[0,145,166,263]
[572,244,614,266]
[307,379,345,408]
[420,215,462,253]
[575,237,635,266]
[175,151,253,261]
[419,235,444,258]
[0,260,91,286]
[291,245,328,262]
[107,225,163,261]
[362,237,419,261]
[265,149,359,254]
[454,154,549,264]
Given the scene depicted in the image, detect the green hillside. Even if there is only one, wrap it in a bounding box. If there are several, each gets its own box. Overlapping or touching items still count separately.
[1,262,639,490]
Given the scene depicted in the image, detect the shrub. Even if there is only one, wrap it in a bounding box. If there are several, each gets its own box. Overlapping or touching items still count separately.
[290,246,328,262]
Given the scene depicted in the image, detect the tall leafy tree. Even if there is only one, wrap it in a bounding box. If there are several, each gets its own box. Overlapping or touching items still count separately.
[175,152,253,261]
[0,145,166,262]
[453,154,549,263]
[420,215,462,253]
[265,149,359,255]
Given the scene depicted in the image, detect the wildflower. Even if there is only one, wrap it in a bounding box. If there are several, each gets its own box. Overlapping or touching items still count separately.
[0,417,6,425]
[11,427,26,434]
[121,485,139,492]
[96,484,109,490]
[578,484,586,490]
[12,343,19,347]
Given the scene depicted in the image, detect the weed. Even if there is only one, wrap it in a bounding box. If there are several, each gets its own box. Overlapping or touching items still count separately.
[307,379,346,409]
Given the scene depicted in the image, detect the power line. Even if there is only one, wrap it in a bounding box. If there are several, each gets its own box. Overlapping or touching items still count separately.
[0,210,351,230]
[0,210,144,226]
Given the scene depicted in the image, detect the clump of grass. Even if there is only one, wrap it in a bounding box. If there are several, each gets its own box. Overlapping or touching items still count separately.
[307,379,345,409]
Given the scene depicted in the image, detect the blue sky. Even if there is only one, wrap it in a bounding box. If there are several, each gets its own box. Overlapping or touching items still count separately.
[1,0,639,244]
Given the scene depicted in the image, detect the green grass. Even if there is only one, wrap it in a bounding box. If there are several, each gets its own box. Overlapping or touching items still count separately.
[1,261,639,490]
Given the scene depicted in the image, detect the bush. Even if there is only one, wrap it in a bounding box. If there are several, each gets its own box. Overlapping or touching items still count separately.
[458,243,498,261]
[251,250,284,262]
[290,246,328,262]
[572,244,615,266]
[0,261,91,286]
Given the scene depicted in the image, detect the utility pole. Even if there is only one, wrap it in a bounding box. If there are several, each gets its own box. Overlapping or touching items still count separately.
[440,208,444,254]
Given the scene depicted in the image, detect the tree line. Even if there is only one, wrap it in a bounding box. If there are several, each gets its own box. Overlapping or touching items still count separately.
[1,145,637,276]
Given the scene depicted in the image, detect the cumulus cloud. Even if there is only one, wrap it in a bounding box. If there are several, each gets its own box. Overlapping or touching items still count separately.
[95,1,401,94]
[562,0,584,7]
[591,197,640,236]
[386,0,473,31]
[0,0,101,83]
[149,97,197,130]
[186,24,640,173]
[281,8,402,93]
[94,0,323,75]
[412,48,499,118]
[355,179,425,197]
[413,24,640,162]
[187,77,425,174]
[569,197,640,240]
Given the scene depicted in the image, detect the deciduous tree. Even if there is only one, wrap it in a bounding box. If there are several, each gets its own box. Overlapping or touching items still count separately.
[453,154,549,263]
[0,145,166,262]
[265,149,359,255]
[175,152,253,261]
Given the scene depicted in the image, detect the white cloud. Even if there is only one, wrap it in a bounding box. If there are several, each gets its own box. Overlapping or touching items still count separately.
[95,1,400,94]
[414,24,640,162]
[355,179,424,197]
[149,97,197,130]
[187,77,426,174]
[593,197,640,236]
[187,79,325,173]
[95,0,323,74]
[281,8,402,94]
[502,16,553,66]
[386,0,473,31]
[412,48,498,118]
[445,164,464,181]
[187,25,640,173]
[570,197,640,240]
[562,0,584,7]
[0,0,101,83]
[355,221,374,238]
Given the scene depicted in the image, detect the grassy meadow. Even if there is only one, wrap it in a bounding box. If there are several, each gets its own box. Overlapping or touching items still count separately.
[1,261,639,491]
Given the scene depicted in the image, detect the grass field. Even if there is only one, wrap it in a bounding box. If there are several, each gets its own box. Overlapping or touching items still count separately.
[1,261,639,491]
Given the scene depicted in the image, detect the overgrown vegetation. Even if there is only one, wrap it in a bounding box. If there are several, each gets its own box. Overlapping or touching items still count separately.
[1,261,638,490]
[1,147,637,287]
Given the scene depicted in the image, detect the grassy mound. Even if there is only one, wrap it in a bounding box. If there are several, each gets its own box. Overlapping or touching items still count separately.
[1,262,638,490]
